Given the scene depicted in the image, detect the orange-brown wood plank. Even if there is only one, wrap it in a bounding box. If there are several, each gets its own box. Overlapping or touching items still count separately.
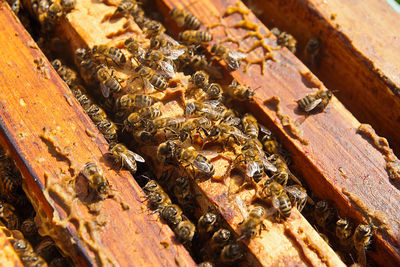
[244,0,400,155]
[0,2,196,266]
[0,227,23,267]
[57,1,346,266]
[155,0,400,265]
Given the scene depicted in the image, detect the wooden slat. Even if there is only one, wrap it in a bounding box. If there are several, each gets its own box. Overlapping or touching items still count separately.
[0,227,23,267]
[0,2,196,266]
[57,0,346,266]
[244,0,400,155]
[155,0,400,265]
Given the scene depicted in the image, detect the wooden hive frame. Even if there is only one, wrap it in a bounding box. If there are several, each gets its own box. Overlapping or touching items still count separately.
[0,0,398,266]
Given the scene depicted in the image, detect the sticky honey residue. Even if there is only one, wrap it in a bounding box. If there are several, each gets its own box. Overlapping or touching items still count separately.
[357,124,400,182]
[342,188,393,237]
[37,172,117,266]
[160,240,170,249]
[64,94,74,106]
[39,127,76,176]
[27,40,37,49]
[299,70,323,89]
[33,58,50,79]
[264,96,309,145]
[338,167,348,179]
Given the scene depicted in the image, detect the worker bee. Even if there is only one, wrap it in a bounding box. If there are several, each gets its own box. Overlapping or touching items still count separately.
[353,224,373,266]
[82,162,110,199]
[76,48,98,83]
[96,119,118,143]
[135,65,168,91]
[149,34,179,50]
[157,141,178,163]
[133,129,154,144]
[268,154,302,186]
[173,176,195,212]
[6,0,20,14]
[115,94,156,113]
[51,59,79,86]
[260,128,281,156]
[92,45,127,66]
[297,89,333,113]
[226,79,255,101]
[179,117,212,142]
[304,38,320,68]
[239,206,266,239]
[313,200,335,230]
[9,237,47,266]
[178,30,213,45]
[210,44,246,70]
[151,117,184,135]
[260,180,292,218]
[191,70,209,89]
[203,83,223,101]
[198,212,218,237]
[123,107,161,131]
[220,243,244,264]
[108,143,145,174]
[209,228,232,252]
[0,201,19,230]
[285,185,308,212]
[207,122,248,147]
[184,100,223,121]
[241,113,259,139]
[175,147,215,177]
[143,50,176,79]
[271,27,297,53]
[86,105,107,124]
[174,219,196,244]
[96,65,122,98]
[147,190,172,211]
[21,218,37,237]
[60,0,76,13]
[124,37,144,59]
[197,262,214,267]
[170,8,201,30]
[142,19,166,37]
[160,204,183,228]
[47,1,63,22]
[115,0,137,15]
[336,218,353,246]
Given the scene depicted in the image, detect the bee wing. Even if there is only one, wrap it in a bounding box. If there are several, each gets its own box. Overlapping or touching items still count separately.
[204,99,221,108]
[196,150,219,158]
[225,117,241,126]
[304,98,322,112]
[162,47,186,60]
[262,156,278,172]
[228,51,247,60]
[229,128,248,141]
[161,33,180,46]
[285,186,307,200]
[158,60,176,79]
[271,196,280,210]
[259,124,272,136]
[143,79,154,91]
[235,196,248,219]
[100,82,110,98]
[120,153,138,172]
[246,161,261,177]
[193,158,213,174]
[127,150,146,163]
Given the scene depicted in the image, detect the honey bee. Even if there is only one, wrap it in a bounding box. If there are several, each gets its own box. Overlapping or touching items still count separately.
[47,1,63,22]
[0,201,19,230]
[9,237,47,266]
[144,50,176,79]
[147,190,172,211]
[297,89,332,113]
[260,179,292,218]
[115,94,156,112]
[124,37,144,59]
[353,224,373,266]
[143,179,162,194]
[239,206,266,239]
[82,162,110,199]
[313,200,335,230]
[198,212,218,237]
[268,154,302,186]
[157,141,178,163]
[336,218,353,246]
[210,44,246,70]
[174,219,196,244]
[179,117,212,142]
[170,8,201,30]
[227,79,255,101]
[160,204,183,228]
[285,185,308,212]
[184,100,223,121]
[304,38,320,68]
[21,218,37,237]
[86,105,107,124]
[208,122,248,147]
[51,59,78,87]
[149,34,178,50]
[96,119,118,143]
[151,117,184,135]
[60,0,75,13]
[260,128,281,156]
[220,243,244,264]
[123,107,161,131]
[209,228,232,252]
[76,48,98,83]
[271,27,297,53]
[135,65,168,91]
[6,0,20,14]
[241,113,259,139]
[133,129,154,144]
[173,176,195,212]
[203,83,223,101]
[190,70,209,89]
[178,30,213,45]
[175,147,215,177]
[108,143,145,174]
[142,20,166,37]
[115,0,137,15]
[96,65,122,97]
[197,262,214,267]
[92,45,126,66]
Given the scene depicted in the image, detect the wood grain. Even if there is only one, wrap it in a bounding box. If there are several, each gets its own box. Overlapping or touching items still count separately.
[244,0,400,155]
[155,0,400,265]
[0,2,195,266]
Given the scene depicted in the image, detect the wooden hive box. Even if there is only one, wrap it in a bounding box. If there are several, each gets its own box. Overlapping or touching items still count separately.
[0,0,399,266]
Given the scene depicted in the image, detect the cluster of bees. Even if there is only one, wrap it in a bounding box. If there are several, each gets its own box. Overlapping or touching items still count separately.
[0,147,71,266]
[5,0,367,265]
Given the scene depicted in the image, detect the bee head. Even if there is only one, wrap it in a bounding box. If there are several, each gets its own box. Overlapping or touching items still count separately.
[209,126,220,137]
